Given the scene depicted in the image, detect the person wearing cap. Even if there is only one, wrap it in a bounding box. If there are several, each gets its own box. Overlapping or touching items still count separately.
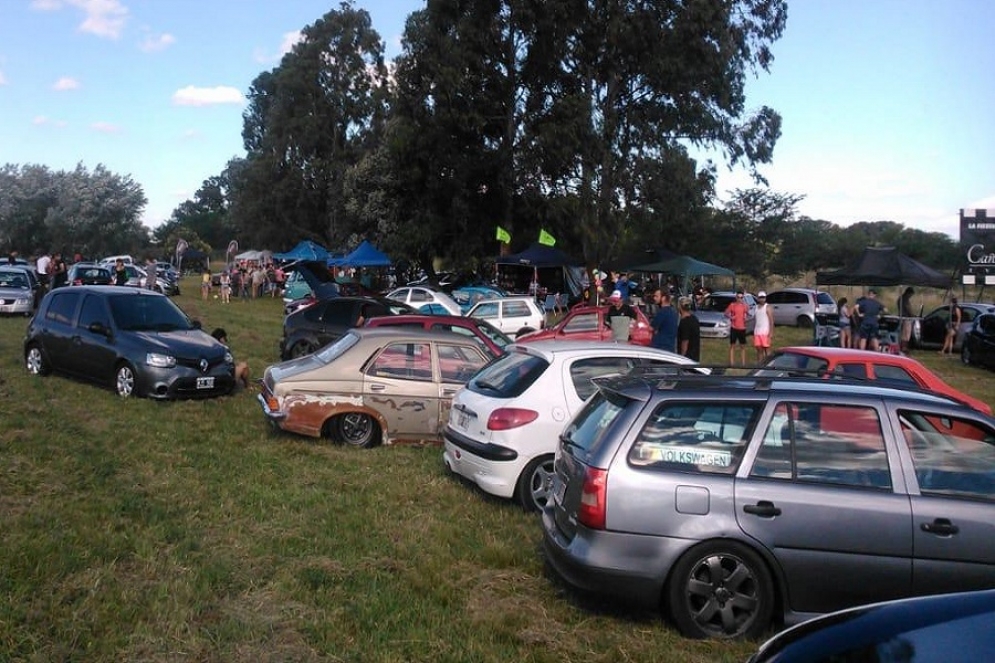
[605,289,637,339]
[855,289,883,351]
[724,289,750,366]
[753,290,775,362]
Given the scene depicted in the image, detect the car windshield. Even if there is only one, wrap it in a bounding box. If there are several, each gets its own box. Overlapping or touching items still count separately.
[466,349,548,397]
[314,331,361,364]
[561,391,626,456]
[701,295,735,311]
[475,319,512,348]
[0,271,29,288]
[109,294,193,332]
[752,352,830,378]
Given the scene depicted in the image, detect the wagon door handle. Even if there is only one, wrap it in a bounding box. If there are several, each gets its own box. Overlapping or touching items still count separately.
[369,384,386,392]
[743,501,781,518]
[921,518,959,536]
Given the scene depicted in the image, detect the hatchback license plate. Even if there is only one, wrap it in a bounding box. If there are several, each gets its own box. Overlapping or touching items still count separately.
[196,377,214,389]
[456,409,470,430]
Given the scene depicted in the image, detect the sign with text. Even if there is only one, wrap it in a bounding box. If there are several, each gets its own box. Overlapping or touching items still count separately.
[961,209,995,285]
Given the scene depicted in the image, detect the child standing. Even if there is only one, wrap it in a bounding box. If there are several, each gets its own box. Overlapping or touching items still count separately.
[220,271,231,303]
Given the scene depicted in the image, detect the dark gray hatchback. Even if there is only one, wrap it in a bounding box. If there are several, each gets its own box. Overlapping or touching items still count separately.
[24,285,235,399]
[542,372,995,640]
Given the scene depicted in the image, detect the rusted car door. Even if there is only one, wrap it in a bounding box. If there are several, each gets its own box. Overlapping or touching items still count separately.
[436,342,489,431]
[365,341,439,439]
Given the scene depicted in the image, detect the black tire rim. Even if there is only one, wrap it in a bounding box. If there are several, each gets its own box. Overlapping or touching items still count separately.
[339,413,374,447]
[683,552,761,638]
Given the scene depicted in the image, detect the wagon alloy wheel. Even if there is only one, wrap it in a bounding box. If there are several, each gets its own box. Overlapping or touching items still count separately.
[336,413,380,448]
[517,455,555,513]
[290,340,316,359]
[26,344,49,375]
[116,363,137,398]
[668,542,773,640]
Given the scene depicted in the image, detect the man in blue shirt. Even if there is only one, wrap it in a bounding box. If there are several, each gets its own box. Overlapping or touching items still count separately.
[651,288,678,352]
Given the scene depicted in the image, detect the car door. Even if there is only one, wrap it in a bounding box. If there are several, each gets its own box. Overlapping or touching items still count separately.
[554,310,606,341]
[919,307,949,347]
[316,300,356,346]
[501,300,535,333]
[436,342,489,431]
[896,410,995,596]
[37,289,83,370]
[71,292,117,382]
[469,301,503,330]
[737,399,913,615]
[765,291,790,326]
[977,315,995,367]
[365,341,439,439]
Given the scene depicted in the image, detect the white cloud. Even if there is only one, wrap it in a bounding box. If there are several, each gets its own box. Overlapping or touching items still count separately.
[140,32,175,53]
[52,76,81,91]
[171,85,245,107]
[33,116,68,127]
[91,121,121,133]
[32,0,129,39]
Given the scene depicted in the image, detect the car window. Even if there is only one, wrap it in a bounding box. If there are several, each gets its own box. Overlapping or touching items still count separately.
[108,294,192,332]
[562,311,599,333]
[561,391,626,456]
[320,300,355,326]
[570,357,637,401]
[628,402,760,475]
[45,290,80,324]
[752,402,891,489]
[765,292,786,304]
[410,289,432,303]
[503,301,531,318]
[816,292,835,305]
[786,292,808,305]
[438,343,488,383]
[0,271,28,288]
[832,363,868,380]
[981,315,995,335]
[467,319,511,349]
[471,302,500,319]
[962,307,979,323]
[370,342,433,381]
[900,412,995,501]
[872,364,918,387]
[763,352,830,374]
[466,350,548,397]
[77,294,109,329]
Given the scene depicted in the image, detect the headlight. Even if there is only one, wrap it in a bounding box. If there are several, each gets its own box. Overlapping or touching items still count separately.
[716,319,730,328]
[17,297,32,305]
[146,352,176,368]
[224,351,234,364]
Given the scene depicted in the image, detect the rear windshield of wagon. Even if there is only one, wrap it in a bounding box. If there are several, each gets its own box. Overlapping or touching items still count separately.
[465,349,548,398]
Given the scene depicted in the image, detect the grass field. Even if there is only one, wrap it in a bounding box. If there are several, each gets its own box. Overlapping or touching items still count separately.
[1,280,992,662]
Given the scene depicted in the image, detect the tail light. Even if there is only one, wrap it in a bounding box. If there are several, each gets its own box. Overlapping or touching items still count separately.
[486,407,539,431]
[577,466,608,530]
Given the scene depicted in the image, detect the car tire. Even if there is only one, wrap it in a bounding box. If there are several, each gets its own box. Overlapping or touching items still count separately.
[961,344,973,366]
[115,362,138,398]
[667,540,774,640]
[334,412,381,449]
[796,315,813,328]
[290,339,316,359]
[516,454,555,513]
[25,343,51,376]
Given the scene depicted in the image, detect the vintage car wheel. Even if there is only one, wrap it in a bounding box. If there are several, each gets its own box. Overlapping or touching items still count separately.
[290,339,316,359]
[667,540,774,640]
[335,413,381,448]
[516,455,555,513]
[115,362,137,398]
[25,344,51,376]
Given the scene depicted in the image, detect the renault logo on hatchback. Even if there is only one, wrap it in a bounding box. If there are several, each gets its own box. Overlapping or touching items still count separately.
[199,358,209,372]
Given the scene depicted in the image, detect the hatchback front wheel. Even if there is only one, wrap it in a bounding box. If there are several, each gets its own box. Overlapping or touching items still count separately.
[25,344,50,376]
[115,363,137,398]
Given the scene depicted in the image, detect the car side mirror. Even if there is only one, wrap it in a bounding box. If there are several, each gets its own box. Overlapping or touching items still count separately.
[190,319,202,330]
[88,321,111,337]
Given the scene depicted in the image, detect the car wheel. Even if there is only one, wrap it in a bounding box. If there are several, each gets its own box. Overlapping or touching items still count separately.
[796,315,813,328]
[290,340,316,359]
[115,363,138,398]
[961,344,973,366]
[516,454,555,513]
[334,412,381,448]
[25,344,50,376]
[667,540,774,640]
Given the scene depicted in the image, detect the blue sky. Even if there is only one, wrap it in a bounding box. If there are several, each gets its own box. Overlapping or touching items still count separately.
[0,0,992,240]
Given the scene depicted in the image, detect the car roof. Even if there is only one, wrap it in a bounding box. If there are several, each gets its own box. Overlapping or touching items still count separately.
[368,313,471,325]
[507,339,695,362]
[351,326,491,344]
[772,346,916,365]
[45,284,160,295]
[768,287,825,293]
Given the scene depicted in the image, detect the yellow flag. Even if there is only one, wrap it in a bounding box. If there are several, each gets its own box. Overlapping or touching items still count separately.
[496,226,511,243]
[538,229,556,246]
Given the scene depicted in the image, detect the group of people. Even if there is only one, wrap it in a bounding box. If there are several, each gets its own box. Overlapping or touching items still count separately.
[604,287,701,362]
[835,289,888,352]
[203,261,286,302]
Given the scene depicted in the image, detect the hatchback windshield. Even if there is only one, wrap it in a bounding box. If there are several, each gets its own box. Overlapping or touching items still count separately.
[109,294,193,332]
[561,392,626,455]
[701,295,735,311]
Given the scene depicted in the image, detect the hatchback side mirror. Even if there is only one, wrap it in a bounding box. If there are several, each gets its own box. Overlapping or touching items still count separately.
[88,321,111,337]
[191,319,202,330]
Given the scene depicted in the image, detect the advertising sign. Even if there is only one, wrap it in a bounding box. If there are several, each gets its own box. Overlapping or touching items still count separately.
[961,209,995,285]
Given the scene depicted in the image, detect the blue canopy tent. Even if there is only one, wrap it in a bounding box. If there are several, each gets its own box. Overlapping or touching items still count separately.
[333,240,392,267]
[272,240,331,263]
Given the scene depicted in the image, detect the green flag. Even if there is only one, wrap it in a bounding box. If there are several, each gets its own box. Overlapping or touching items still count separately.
[538,229,556,247]
[496,226,511,243]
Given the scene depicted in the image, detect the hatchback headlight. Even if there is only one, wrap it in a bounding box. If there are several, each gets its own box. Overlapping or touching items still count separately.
[716,319,730,328]
[17,297,32,305]
[224,351,234,364]
[146,352,176,368]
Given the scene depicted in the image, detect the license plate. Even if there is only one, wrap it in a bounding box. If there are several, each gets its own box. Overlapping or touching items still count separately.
[553,477,567,505]
[196,377,214,389]
[456,409,470,430]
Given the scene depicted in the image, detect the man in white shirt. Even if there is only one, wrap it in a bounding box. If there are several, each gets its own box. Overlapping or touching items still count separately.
[36,252,51,290]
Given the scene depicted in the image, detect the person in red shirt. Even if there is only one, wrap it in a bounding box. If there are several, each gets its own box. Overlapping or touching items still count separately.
[725,290,750,366]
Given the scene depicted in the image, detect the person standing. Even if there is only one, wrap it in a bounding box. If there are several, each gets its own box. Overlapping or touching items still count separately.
[201,267,212,300]
[898,286,915,353]
[940,296,961,356]
[50,253,68,289]
[650,288,678,352]
[855,289,883,351]
[725,289,750,366]
[145,257,158,291]
[752,291,775,362]
[36,251,51,293]
[677,297,701,361]
[114,258,128,286]
[837,297,852,349]
[605,290,637,340]
[220,270,232,304]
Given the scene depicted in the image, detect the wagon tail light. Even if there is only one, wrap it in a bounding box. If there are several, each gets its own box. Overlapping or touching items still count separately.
[486,408,539,431]
[578,467,608,530]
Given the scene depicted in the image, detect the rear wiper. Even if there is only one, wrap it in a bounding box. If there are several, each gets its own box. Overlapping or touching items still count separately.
[474,379,502,391]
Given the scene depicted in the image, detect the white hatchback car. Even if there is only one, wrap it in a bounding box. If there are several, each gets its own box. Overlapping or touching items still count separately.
[386,286,463,317]
[443,340,699,512]
[466,296,545,338]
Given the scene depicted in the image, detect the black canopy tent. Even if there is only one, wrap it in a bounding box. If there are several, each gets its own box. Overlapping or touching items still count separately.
[494,243,584,298]
[815,246,951,289]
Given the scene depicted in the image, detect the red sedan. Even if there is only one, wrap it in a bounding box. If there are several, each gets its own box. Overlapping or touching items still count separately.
[364,314,511,358]
[517,305,653,346]
[761,346,992,415]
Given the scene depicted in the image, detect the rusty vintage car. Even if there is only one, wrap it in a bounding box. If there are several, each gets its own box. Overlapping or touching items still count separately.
[258,327,491,447]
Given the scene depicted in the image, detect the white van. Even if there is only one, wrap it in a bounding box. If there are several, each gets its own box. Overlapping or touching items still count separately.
[99,254,135,266]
